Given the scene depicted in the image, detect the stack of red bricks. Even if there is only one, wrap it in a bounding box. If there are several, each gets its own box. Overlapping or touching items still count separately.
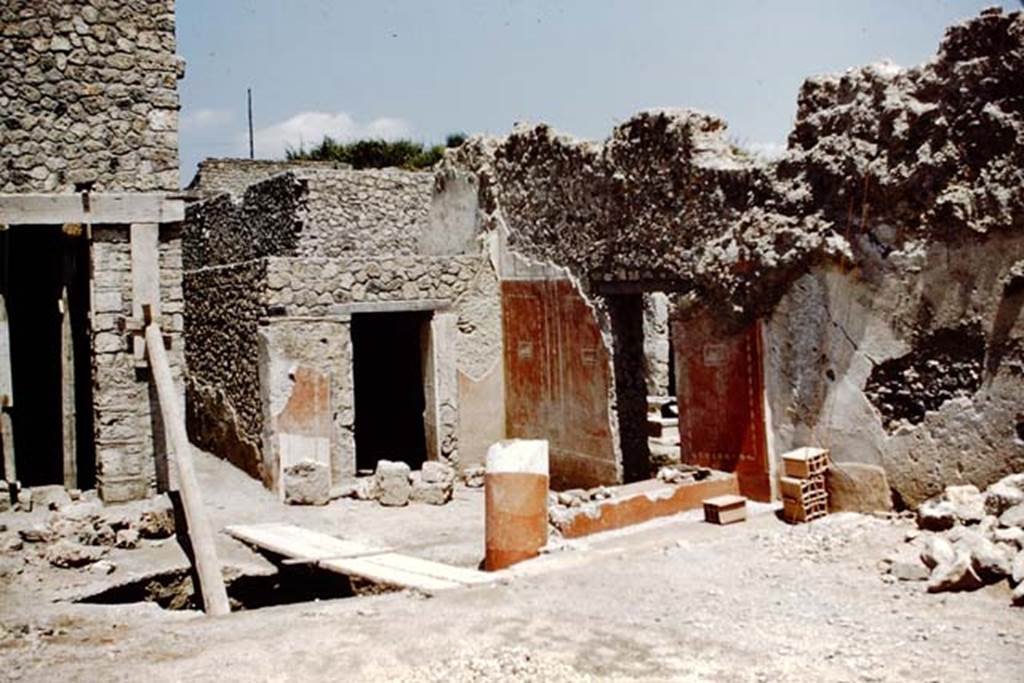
[780,447,830,523]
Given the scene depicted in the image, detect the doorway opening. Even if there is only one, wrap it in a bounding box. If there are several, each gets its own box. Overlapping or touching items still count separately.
[2,226,95,488]
[352,311,430,473]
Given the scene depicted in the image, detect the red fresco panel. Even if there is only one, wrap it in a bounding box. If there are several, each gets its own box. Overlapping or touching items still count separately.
[674,316,771,501]
[502,280,617,489]
[501,280,553,443]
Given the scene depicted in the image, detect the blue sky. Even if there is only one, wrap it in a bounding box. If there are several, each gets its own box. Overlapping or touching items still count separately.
[176,1,1016,183]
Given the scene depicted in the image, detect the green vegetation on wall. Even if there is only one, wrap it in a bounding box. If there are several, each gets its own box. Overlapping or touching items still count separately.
[287,133,467,170]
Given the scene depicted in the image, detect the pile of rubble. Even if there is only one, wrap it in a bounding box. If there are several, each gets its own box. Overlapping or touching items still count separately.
[0,487,176,575]
[655,465,712,485]
[332,461,459,507]
[881,473,1024,607]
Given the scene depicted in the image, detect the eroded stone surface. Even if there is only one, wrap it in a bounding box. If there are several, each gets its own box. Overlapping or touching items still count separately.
[283,460,330,506]
[373,460,411,507]
[826,462,893,513]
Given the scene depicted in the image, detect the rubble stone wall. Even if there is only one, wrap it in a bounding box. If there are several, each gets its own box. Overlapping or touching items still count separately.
[183,173,308,270]
[3,0,187,501]
[1,0,183,193]
[183,259,267,482]
[186,158,351,199]
[263,255,484,315]
[297,169,433,257]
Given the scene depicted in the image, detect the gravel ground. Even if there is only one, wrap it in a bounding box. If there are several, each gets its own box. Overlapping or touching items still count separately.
[1,456,1022,681]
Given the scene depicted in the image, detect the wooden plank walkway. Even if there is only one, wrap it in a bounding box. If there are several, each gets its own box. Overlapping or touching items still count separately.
[225,523,495,594]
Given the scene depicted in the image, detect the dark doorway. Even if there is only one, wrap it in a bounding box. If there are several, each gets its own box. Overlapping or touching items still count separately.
[1,226,94,488]
[352,311,429,472]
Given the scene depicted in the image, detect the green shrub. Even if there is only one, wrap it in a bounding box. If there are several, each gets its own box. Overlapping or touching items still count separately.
[286,132,467,170]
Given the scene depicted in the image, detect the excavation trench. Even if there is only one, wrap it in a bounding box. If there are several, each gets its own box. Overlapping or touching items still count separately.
[74,560,398,612]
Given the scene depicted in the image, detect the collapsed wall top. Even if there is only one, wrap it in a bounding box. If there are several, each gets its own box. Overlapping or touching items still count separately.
[442,7,1024,324]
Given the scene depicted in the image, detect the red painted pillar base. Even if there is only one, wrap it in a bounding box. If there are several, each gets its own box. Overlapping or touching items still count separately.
[484,439,549,571]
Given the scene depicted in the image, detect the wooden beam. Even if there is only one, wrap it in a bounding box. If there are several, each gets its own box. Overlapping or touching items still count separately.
[60,288,76,489]
[145,321,230,616]
[0,193,185,226]
[0,293,14,483]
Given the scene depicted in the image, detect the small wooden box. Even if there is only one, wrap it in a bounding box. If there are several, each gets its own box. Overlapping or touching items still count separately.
[703,494,747,525]
[781,447,830,479]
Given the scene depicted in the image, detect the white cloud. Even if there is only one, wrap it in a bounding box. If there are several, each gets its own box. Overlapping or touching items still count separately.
[747,141,788,160]
[181,107,234,131]
[251,111,414,158]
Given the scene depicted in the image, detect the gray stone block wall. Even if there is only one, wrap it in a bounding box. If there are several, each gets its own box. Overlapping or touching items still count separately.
[1,0,183,193]
[184,168,436,270]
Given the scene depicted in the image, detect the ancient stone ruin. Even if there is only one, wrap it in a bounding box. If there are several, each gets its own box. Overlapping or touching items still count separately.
[0,3,1023,677]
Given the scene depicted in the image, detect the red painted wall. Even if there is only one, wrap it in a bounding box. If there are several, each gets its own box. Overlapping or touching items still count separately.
[502,280,618,489]
[673,316,771,501]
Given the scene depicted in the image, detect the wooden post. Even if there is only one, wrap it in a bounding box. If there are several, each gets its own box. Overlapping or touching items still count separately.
[0,292,14,483]
[60,287,76,488]
[144,320,230,616]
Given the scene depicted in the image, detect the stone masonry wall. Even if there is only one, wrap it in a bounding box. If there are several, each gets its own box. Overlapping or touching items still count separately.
[186,158,351,199]
[297,169,433,257]
[183,259,267,483]
[263,255,485,316]
[1,0,183,192]
[185,250,500,484]
[92,226,185,501]
[3,0,186,501]
[183,173,307,270]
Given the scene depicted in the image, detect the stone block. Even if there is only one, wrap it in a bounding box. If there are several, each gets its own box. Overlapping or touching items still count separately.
[463,465,485,488]
[93,290,124,313]
[944,484,985,524]
[918,499,957,532]
[30,485,72,510]
[927,551,984,593]
[372,460,411,507]
[1000,503,1024,529]
[826,462,893,513]
[45,539,106,568]
[137,494,175,538]
[411,471,453,505]
[920,535,956,569]
[283,460,330,506]
[985,477,1024,516]
[421,460,455,484]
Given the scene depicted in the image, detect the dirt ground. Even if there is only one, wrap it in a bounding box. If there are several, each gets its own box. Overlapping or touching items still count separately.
[1,452,1022,682]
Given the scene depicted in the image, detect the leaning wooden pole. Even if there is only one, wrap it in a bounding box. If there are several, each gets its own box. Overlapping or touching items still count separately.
[145,322,230,616]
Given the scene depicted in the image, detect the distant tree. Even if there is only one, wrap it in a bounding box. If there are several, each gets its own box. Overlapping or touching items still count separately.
[286,132,468,170]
